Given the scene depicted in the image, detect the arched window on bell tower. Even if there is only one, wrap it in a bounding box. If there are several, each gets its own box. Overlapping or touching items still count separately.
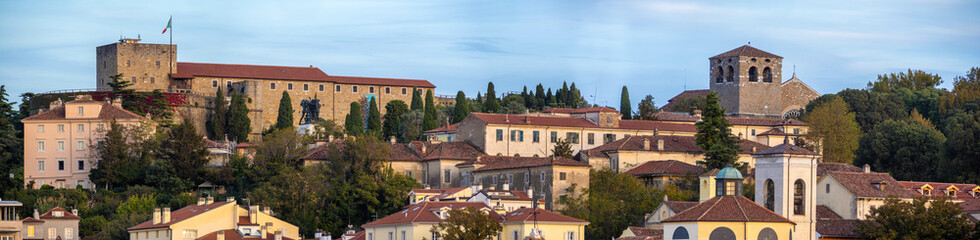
[763,67,773,83]
[715,66,724,83]
[764,179,775,211]
[726,66,735,82]
[794,179,805,215]
[715,166,743,197]
[748,67,759,82]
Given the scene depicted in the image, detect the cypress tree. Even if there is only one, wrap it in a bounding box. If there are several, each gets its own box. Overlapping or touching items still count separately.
[227,93,251,142]
[274,90,293,130]
[547,88,557,108]
[452,91,470,123]
[345,102,364,135]
[570,83,582,108]
[535,84,546,110]
[483,82,501,113]
[423,90,439,131]
[620,86,632,120]
[522,86,532,109]
[559,82,570,107]
[476,92,483,105]
[695,92,741,170]
[366,97,382,138]
[382,100,409,141]
[211,87,227,139]
[410,87,423,111]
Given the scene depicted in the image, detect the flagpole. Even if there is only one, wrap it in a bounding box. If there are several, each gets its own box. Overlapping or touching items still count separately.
[169,15,173,80]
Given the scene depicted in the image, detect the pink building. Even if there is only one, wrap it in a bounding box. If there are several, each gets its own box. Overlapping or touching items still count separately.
[21,96,145,189]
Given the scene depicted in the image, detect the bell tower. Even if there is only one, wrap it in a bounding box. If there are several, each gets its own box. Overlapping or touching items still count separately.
[708,45,783,117]
[753,138,819,240]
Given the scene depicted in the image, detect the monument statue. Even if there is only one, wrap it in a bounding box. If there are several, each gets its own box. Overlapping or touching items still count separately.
[300,97,321,125]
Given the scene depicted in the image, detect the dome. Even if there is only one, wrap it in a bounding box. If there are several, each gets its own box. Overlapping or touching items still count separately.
[715,166,743,180]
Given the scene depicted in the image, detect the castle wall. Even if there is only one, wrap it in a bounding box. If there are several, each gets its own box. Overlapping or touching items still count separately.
[96,40,175,92]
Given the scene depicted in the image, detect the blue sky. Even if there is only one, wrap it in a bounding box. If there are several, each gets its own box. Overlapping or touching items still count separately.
[1,0,978,107]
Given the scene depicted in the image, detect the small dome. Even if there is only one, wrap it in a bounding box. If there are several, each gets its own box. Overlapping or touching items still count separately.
[716,166,743,180]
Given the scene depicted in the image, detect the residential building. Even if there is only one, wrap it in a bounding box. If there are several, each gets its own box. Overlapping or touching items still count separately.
[22,96,147,189]
[204,139,233,167]
[0,198,23,240]
[127,197,299,240]
[501,208,588,240]
[897,181,980,201]
[422,123,457,142]
[467,189,545,212]
[643,197,697,229]
[624,160,703,189]
[301,140,483,188]
[816,167,916,220]
[21,207,80,240]
[361,201,587,240]
[616,226,662,240]
[459,156,591,210]
[651,112,809,147]
[753,141,820,240]
[407,187,473,205]
[579,135,768,172]
[814,205,860,240]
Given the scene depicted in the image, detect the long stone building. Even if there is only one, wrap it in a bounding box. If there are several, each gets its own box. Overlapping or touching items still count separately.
[95,38,435,140]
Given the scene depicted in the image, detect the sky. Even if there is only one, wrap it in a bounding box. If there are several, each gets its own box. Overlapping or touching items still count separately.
[1,0,978,107]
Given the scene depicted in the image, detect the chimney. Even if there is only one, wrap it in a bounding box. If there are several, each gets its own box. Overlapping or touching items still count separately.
[49,99,63,109]
[162,208,171,223]
[33,209,39,219]
[197,197,206,206]
[390,136,396,143]
[77,95,92,100]
[864,164,871,173]
[217,231,225,240]
[656,139,664,151]
[112,97,123,108]
[693,109,702,118]
[153,208,161,224]
[503,183,510,191]
[249,206,258,224]
[206,196,214,205]
[226,197,236,203]
[642,138,651,151]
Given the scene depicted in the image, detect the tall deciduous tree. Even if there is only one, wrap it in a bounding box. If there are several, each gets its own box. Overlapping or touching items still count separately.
[695,92,740,170]
[227,93,251,142]
[423,90,439,131]
[938,102,980,184]
[855,119,945,181]
[620,86,632,119]
[382,100,409,142]
[452,91,470,123]
[559,169,662,240]
[837,89,907,132]
[856,197,977,240]
[430,207,503,240]
[410,87,423,111]
[940,67,980,115]
[210,87,228,139]
[366,97,382,138]
[868,69,943,92]
[636,95,659,120]
[274,91,293,130]
[345,102,364,136]
[483,82,500,113]
[801,97,861,164]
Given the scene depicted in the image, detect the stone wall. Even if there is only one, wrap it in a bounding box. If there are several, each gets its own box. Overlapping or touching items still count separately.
[780,79,820,116]
[709,55,784,116]
[96,40,175,92]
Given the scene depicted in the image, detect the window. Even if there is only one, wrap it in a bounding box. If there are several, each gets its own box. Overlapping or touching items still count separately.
[79,106,86,115]
[131,76,136,83]
[368,86,375,93]
[388,232,393,240]
[150,77,155,84]
[401,231,406,240]
[794,179,805,215]
[513,231,519,240]
[336,85,342,92]
[432,232,440,240]
[27,226,34,237]
[319,84,325,91]
[532,131,540,142]
[493,175,498,185]
[37,141,45,152]
[496,129,504,141]
[726,66,735,82]
[212,80,218,87]
[385,87,391,94]
[304,83,309,91]
[715,66,724,83]
[604,134,616,144]
[751,129,756,136]
[567,231,575,240]
[748,66,759,82]
[709,227,736,240]
[793,128,800,134]
[37,125,44,132]
[765,179,775,211]
[353,86,359,93]
[511,130,517,141]
[78,159,85,171]
[97,124,104,131]
[672,226,690,239]
[368,233,373,240]
[559,172,567,180]
[126,60,130,67]
[525,172,530,184]
[763,67,773,82]
[271,82,277,89]
[444,169,451,183]
[758,228,777,240]
[288,83,294,90]
[58,159,65,171]
[49,228,57,239]
[37,160,45,172]
[57,141,65,152]
[540,172,546,183]
[66,227,73,239]
[77,124,84,132]
[826,184,830,193]
[402,88,407,94]
[587,133,594,145]
[58,124,64,132]
[183,230,197,239]
[77,140,85,151]
[566,132,579,144]
[725,181,736,196]
[551,131,558,142]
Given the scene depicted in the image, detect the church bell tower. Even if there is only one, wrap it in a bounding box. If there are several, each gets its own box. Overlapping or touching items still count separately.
[708,45,783,116]
[753,138,820,240]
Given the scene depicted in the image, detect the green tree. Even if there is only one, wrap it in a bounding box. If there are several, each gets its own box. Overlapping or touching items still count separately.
[559,169,662,240]
[253,127,309,176]
[423,90,439,131]
[483,82,501,113]
[382,100,410,141]
[107,74,173,121]
[274,91,293,130]
[938,103,980,184]
[310,120,343,140]
[620,86,632,119]
[837,89,907,132]
[695,92,741,170]
[89,120,154,189]
[0,85,23,190]
[227,93,252,142]
[856,197,977,240]
[636,95,660,120]
[535,84,546,110]
[430,207,504,240]
[410,87,423,111]
[802,94,838,119]
[801,97,861,164]
[366,97,382,138]
[940,67,980,115]
[551,138,573,159]
[664,95,708,113]
[452,91,470,123]
[345,102,364,136]
[115,194,157,215]
[547,88,557,108]
[894,87,943,126]
[855,119,945,181]
[399,111,424,142]
[868,69,943,92]
[210,87,228,139]
[501,94,527,114]
[157,118,210,185]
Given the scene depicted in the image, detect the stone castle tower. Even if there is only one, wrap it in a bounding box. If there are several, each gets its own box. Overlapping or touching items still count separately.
[96,38,176,92]
[708,45,784,117]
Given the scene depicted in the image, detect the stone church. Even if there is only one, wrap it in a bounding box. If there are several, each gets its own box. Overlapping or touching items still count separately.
[664,45,820,118]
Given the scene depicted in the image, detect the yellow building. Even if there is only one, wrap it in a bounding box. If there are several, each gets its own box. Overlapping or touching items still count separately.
[580,135,768,173]
[127,197,299,240]
[0,198,23,240]
[501,208,588,240]
[361,201,587,240]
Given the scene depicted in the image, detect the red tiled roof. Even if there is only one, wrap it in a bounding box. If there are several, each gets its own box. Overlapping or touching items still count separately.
[434,187,471,199]
[418,141,484,161]
[624,226,663,238]
[128,202,231,230]
[817,163,864,176]
[753,143,819,156]
[424,123,458,134]
[898,181,980,200]
[411,189,447,194]
[664,201,699,213]
[362,202,501,227]
[172,62,434,88]
[540,107,619,114]
[23,101,144,121]
[470,113,697,133]
[472,156,589,172]
[625,160,704,177]
[816,205,842,220]
[662,196,794,223]
[650,112,808,127]
[617,236,661,240]
[700,169,721,177]
[236,142,259,148]
[960,199,980,213]
[38,207,81,220]
[302,141,482,162]
[816,219,860,238]
[711,45,782,59]
[344,231,366,240]
[195,229,296,240]
[617,120,698,132]
[205,139,228,149]
[237,216,258,226]
[660,90,710,112]
[327,75,435,88]
[585,135,769,156]
[21,217,44,223]
[756,128,798,136]
[503,208,588,223]
[825,172,916,199]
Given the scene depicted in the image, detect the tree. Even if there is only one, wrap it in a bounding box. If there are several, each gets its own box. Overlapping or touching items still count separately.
[227,93,251,142]
[551,138,573,159]
[501,94,527,114]
[254,127,309,174]
[636,95,659,120]
[210,87,228,139]
[345,102,364,136]
[569,82,583,108]
[430,207,503,240]
[801,97,861,164]
[941,67,980,115]
[837,89,906,132]
[423,90,439,131]
[483,82,501,113]
[399,111,424,142]
[0,85,23,190]
[157,118,210,184]
[366,97,382,138]
[559,169,662,240]
[855,119,945,181]
[310,120,343,140]
[802,94,838,119]
[856,197,977,240]
[274,91,293,130]
[410,87,424,111]
[107,74,172,121]
[664,95,707,113]
[695,92,741,170]
[452,91,470,123]
[938,104,980,184]
[620,86,632,120]
[868,69,943,92]
[89,120,154,189]
[894,88,943,126]
[547,88,557,108]
[534,84,546,110]
[382,100,410,141]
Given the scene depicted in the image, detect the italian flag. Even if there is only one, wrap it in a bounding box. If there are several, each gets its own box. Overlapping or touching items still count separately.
[162,17,172,34]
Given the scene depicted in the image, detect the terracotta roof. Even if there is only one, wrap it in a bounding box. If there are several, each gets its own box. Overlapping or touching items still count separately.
[660,90,710,112]
[23,101,144,121]
[664,201,699,213]
[423,123,458,134]
[585,135,769,156]
[710,45,782,59]
[21,217,44,223]
[173,62,434,88]
[825,172,916,199]
[411,189,447,194]
[236,142,259,148]
[503,207,588,223]
[625,160,704,177]
[700,169,721,177]
[472,156,589,172]
[470,113,697,133]
[362,201,501,227]
[237,216,258,226]
[960,199,980,213]
[661,196,794,223]
[205,139,228,149]
[540,107,619,114]
[817,163,864,176]
[302,141,482,163]
[388,143,423,162]
[434,187,471,200]
[38,207,81,220]
[417,141,484,161]
[625,226,662,237]
[756,128,798,136]
[128,202,231,230]
[816,219,860,239]
[326,75,435,88]
[343,231,365,240]
[898,181,980,200]
[195,229,296,240]
[816,205,842,220]
[650,112,808,127]
[477,190,542,202]
[617,236,661,240]
[753,143,819,156]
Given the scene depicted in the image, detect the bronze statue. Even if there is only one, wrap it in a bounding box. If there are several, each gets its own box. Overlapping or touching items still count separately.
[300,97,321,124]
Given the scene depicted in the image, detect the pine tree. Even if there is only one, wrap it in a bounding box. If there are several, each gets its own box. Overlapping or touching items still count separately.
[410,87,423,111]
[453,91,470,123]
[211,87,228,139]
[483,82,501,113]
[227,93,251,142]
[274,91,293,130]
[382,100,410,142]
[366,97,382,137]
[695,92,740,170]
[620,86,632,120]
[159,118,210,184]
[423,90,439,131]
[345,102,364,136]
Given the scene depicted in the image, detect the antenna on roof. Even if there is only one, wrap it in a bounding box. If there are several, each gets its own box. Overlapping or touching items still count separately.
[748,41,751,45]
[683,68,687,91]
